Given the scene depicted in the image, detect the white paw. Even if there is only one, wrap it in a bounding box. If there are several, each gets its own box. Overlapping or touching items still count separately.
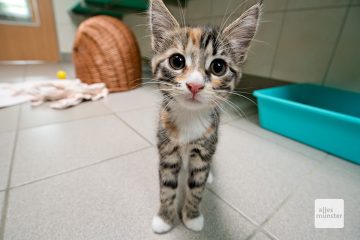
[152,215,172,234]
[184,214,204,231]
[207,171,213,184]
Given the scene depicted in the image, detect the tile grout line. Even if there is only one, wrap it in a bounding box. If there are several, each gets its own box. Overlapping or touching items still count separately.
[188,3,351,22]
[207,127,328,240]
[19,111,114,131]
[112,113,155,147]
[321,0,352,85]
[100,101,156,147]
[18,101,157,132]
[205,188,264,240]
[248,156,327,240]
[268,0,289,78]
[208,185,282,240]
[0,64,27,236]
[206,187,260,227]
[225,122,326,162]
[8,145,154,191]
[0,105,22,240]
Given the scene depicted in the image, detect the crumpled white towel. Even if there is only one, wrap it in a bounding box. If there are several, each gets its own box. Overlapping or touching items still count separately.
[0,79,108,109]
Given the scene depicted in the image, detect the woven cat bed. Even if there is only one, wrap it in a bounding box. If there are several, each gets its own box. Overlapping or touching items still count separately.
[73,15,142,92]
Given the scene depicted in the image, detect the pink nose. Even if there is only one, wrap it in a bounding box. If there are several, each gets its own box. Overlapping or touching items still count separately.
[186,83,204,95]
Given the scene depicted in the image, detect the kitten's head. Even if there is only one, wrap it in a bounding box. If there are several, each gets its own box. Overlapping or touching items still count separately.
[150,0,262,110]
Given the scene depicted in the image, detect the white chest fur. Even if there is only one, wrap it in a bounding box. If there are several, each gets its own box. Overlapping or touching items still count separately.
[171,106,212,144]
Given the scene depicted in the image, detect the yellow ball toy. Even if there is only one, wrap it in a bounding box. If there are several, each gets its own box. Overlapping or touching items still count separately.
[56,70,67,80]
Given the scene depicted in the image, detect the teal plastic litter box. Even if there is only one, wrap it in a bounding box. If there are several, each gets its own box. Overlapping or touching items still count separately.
[253,84,360,164]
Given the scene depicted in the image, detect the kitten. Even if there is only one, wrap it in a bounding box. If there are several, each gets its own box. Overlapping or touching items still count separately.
[150,0,262,233]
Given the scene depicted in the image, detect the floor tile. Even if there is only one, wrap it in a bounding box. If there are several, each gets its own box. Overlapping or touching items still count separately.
[209,125,318,224]
[264,162,360,240]
[228,115,327,161]
[11,115,150,186]
[20,101,111,129]
[5,148,256,240]
[25,63,60,81]
[117,106,159,145]
[0,191,4,224]
[320,154,360,180]
[0,107,19,133]
[219,94,258,124]
[117,95,256,145]
[102,86,161,113]
[60,63,76,79]
[0,132,15,191]
[0,65,25,83]
[250,231,273,240]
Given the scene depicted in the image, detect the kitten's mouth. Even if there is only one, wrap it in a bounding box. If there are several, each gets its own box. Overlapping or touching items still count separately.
[186,98,201,103]
[185,94,202,103]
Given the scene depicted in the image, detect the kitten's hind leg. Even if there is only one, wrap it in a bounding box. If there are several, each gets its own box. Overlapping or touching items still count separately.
[152,143,182,234]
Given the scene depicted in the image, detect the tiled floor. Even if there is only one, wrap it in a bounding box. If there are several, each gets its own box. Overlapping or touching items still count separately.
[0,63,359,240]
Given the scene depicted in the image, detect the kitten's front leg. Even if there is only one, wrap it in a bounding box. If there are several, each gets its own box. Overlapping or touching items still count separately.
[152,141,181,234]
[182,146,213,231]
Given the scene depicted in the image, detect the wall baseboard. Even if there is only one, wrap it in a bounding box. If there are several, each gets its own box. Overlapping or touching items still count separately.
[237,74,290,92]
[60,52,72,63]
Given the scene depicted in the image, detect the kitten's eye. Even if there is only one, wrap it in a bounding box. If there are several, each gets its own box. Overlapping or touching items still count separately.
[210,59,227,76]
[169,54,185,70]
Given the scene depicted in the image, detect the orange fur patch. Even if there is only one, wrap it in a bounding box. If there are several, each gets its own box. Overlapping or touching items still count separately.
[189,28,202,47]
[160,110,178,138]
[212,78,222,88]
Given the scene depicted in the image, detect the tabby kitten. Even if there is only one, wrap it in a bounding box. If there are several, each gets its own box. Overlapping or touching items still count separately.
[150,0,262,233]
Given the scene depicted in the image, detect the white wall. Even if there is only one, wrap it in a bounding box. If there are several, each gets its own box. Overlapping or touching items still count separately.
[187,0,360,91]
[50,0,360,92]
[52,0,85,54]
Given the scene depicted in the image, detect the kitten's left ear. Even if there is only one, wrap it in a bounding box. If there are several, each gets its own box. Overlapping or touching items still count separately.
[222,0,263,64]
[149,0,179,53]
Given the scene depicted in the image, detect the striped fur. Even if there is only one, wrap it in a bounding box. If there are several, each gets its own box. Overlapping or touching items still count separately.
[150,0,262,233]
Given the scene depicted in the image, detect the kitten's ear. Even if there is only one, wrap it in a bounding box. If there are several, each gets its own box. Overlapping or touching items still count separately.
[150,0,179,52]
[222,0,262,64]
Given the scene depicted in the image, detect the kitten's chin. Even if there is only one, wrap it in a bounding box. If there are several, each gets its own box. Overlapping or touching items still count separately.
[175,95,210,111]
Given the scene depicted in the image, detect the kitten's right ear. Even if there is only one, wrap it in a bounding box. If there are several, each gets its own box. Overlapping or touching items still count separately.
[149,0,179,52]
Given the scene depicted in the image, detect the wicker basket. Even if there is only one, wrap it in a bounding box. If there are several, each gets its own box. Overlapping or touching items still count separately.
[73,15,142,92]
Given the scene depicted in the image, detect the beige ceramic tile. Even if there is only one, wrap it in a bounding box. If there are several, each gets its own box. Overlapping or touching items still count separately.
[250,231,274,240]
[25,63,60,81]
[117,106,159,145]
[263,0,288,12]
[186,0,212,19]
[0,65,25,83]
[0,107,19,133]
[287,0,350,9]
[209,124,318,223]
[20,101,111,129]
[243,12,284,77]
[11,115,150,186]
[229,115,327,161]
[325,7,360,92]
[0,132,15,191]
[102,86,161,112]
[265,162,360,240]
[5,148,256,240]
[271,8,346,83]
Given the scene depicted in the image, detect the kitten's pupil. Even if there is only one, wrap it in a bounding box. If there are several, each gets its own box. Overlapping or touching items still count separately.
[210,59,227,76]
[169,54,185,70]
